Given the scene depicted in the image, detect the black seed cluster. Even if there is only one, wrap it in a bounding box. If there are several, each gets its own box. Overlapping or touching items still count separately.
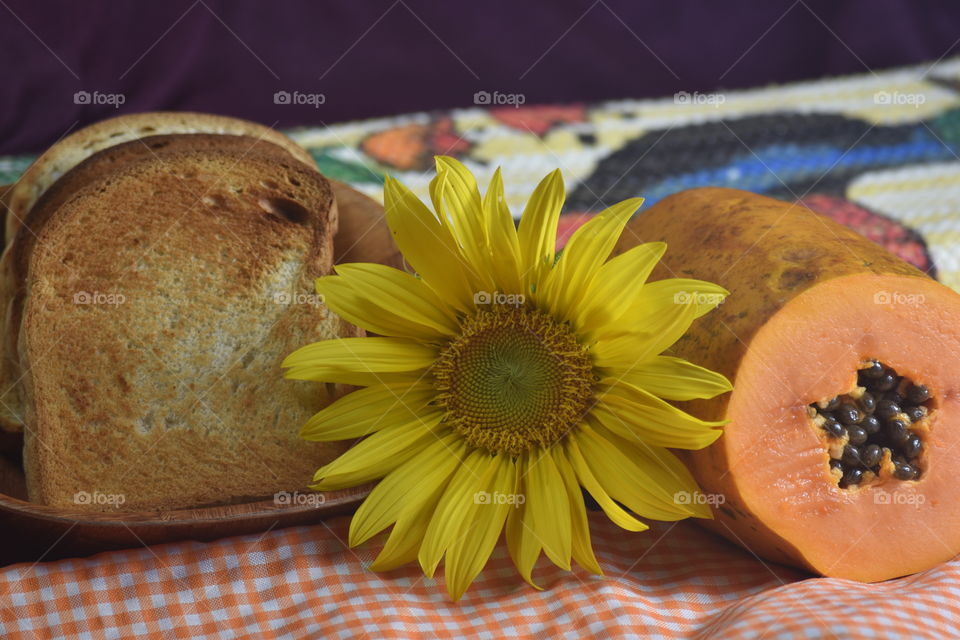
[810,360,930,489]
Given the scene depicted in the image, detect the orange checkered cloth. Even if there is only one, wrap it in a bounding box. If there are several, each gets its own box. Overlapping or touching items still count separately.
[1,514,959,638]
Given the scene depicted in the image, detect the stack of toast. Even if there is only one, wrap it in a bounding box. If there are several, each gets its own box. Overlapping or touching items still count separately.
[0,113,389,512]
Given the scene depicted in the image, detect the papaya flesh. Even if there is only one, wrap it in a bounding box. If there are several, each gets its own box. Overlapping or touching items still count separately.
[613,187,960,582]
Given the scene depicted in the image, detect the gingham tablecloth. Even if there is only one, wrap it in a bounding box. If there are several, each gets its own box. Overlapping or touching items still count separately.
[6,58,960,638]
[4,514,958,639]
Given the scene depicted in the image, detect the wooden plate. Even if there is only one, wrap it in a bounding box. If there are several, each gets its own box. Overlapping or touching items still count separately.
[0,179,397,565]
[0,449,370,565]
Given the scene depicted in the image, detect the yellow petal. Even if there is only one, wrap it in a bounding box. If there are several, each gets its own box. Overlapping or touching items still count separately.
[591,300,699,369]
[349,432,462,547]
[592,422,713,521]
[551,447,602,576]
[383,176,476,310]
[370,438,470,572]
[620,278,729,334]
[286,368,426,387]
[369,512,429,572]
[481,167,522,293]
[616,355,732,401]
[505,454,542,589]
[577,421,708,520]
[541,198,642,321]
[431,157,491,290]
[523,448,571,571]
[564,437,648,532]
[326,263,459,333]
[446,454,516,600]
[516,169,564,289]
[310,411,445,490]
[594,381,724,450]
[418,448,498,578]
[300,381,436,441]
[576,242,667,335]
[314,277,429,339]
[282,337,437,382]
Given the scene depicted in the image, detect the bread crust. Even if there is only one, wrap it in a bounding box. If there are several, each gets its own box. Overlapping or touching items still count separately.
[6,112,315,243]
[330,179,404,270]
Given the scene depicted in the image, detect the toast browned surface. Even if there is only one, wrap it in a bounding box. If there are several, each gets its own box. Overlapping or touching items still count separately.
[0,134,306,432]
[6,112,315,243]
[12,134,305,284]
[20,147,358,511]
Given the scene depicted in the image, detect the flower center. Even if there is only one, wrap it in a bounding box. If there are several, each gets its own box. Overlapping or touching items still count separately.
[433,306,596,455]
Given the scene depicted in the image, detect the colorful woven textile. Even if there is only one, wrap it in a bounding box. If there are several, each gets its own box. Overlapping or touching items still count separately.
[5,58,960,638]
[290,57,960,290]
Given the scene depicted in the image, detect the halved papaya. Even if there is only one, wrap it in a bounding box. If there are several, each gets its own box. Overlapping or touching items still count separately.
[614,187,960,582]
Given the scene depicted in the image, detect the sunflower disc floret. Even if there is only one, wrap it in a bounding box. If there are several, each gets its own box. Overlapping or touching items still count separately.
[434,305,595,456]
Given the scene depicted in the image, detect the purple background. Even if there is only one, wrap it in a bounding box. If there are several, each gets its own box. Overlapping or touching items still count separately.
[2,0,960,154]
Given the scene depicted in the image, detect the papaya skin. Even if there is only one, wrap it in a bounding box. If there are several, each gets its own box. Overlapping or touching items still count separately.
[620,187,922,378]
[612,187,959,580]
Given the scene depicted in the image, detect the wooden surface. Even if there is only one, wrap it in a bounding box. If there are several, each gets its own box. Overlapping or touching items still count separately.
[0,452,369,565]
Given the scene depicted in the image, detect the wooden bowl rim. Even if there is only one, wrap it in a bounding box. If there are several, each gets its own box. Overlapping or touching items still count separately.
[0,485,369,528]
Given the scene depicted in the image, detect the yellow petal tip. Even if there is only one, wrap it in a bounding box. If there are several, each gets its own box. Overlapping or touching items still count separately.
[522,577,544,591]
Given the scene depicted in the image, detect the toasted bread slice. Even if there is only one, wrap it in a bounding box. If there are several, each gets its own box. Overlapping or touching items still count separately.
[20,147,358,510]
[0,134,308,432]
[6,112,315,243]
[0,136,402,434]
[330,179,403,270]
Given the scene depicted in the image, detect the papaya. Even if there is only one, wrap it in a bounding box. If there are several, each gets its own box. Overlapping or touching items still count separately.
[613,187,960,582]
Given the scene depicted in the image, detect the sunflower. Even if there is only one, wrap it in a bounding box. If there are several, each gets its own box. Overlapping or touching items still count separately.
[283,157,731,600]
